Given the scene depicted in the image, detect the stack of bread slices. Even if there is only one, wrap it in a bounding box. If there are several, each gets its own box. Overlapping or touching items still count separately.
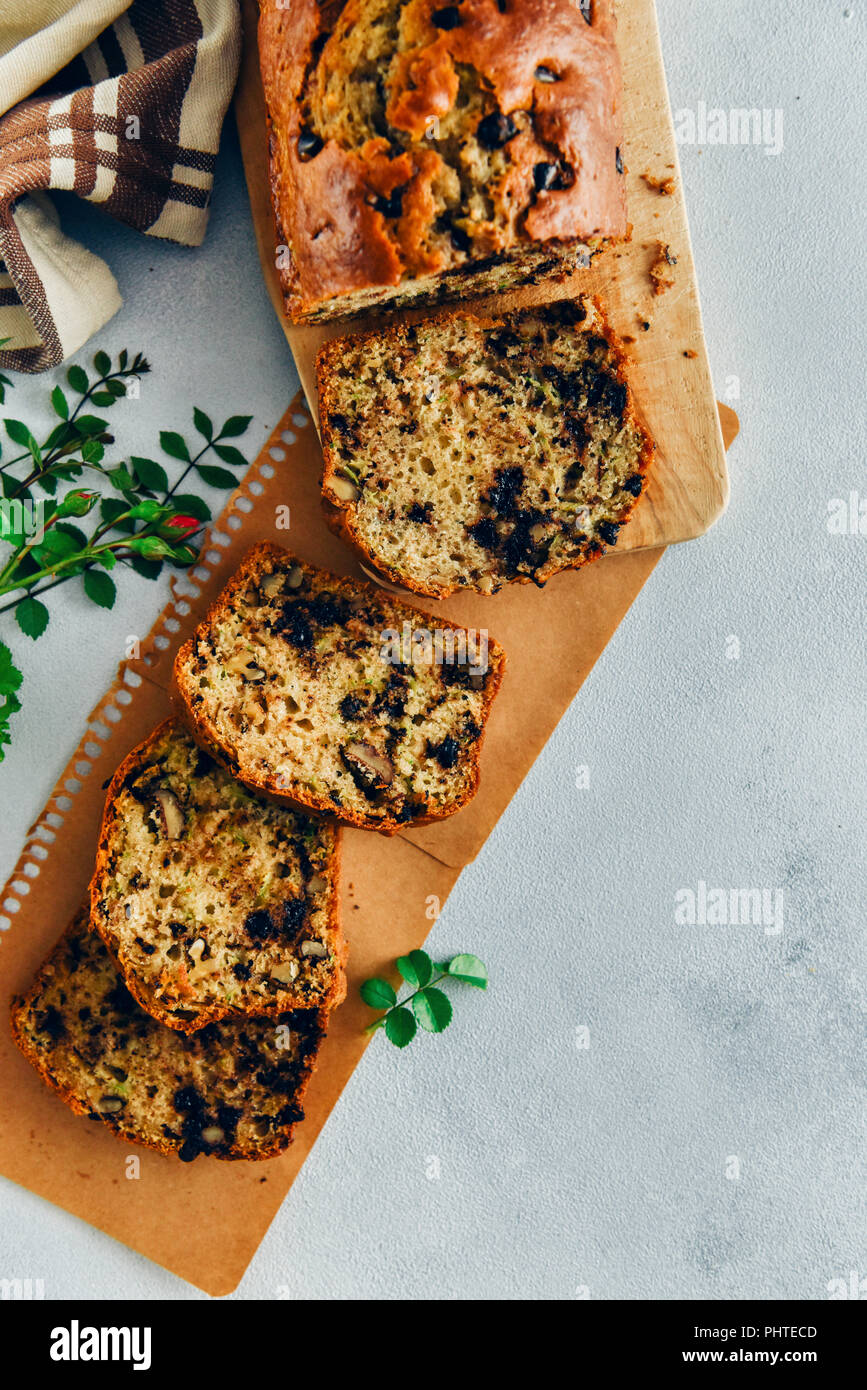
[11,547,506,1160]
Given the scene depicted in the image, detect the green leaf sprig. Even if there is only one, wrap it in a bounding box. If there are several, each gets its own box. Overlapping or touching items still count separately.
[361,950,488,1048]
[0,348,253,760]
[0,639,22,756]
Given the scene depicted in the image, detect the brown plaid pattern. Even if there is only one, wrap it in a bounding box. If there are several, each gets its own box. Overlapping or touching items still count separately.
[0,0,240,372]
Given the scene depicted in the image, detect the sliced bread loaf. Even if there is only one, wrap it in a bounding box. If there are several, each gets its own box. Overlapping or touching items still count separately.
[318,297,653,598]
[11,913,326,1162]
[90,719,346,1033]
[173,544,505,834]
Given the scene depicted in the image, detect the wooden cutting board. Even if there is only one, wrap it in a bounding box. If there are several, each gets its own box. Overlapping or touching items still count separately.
[234,0,731,556]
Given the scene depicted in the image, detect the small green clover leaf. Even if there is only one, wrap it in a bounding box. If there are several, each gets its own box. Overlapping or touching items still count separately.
[362,952,488,1048]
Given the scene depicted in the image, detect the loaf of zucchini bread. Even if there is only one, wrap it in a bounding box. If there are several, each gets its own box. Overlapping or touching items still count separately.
[258,0,627,322]
[318,297,653,597]
[11,913,326,1161]
[173,544,505,833]
[90,720,346,1033]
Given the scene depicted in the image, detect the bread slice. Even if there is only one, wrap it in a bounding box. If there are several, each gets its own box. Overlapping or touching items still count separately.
[10,913,326,1162]
[90,719,346,1033]
[318,297,653,598]
[173,544,505,834]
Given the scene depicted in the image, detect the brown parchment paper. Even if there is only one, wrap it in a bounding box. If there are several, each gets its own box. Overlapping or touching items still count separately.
[0,398,737,1295]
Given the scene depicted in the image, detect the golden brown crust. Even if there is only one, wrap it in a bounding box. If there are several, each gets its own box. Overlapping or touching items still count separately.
[258,0,627,322]
[89,719,347,1032]
[317,297,655,598]
[172,543,506,835]
[10,916,328,1162]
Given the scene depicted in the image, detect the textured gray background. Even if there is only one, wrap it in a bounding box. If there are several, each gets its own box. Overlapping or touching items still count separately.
[0,1,864,1300]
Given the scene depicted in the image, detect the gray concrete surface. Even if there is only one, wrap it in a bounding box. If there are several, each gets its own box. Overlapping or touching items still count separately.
[0,1,864,1299]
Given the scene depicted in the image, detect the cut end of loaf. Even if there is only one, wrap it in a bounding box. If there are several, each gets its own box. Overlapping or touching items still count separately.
[287,241,592,325]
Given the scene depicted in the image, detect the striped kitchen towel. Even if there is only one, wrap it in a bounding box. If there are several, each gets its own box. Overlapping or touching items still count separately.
[0,0,241,372]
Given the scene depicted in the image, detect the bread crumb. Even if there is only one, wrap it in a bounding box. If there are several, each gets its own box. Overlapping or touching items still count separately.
[642,171,676,195]
[649,242,677,296]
